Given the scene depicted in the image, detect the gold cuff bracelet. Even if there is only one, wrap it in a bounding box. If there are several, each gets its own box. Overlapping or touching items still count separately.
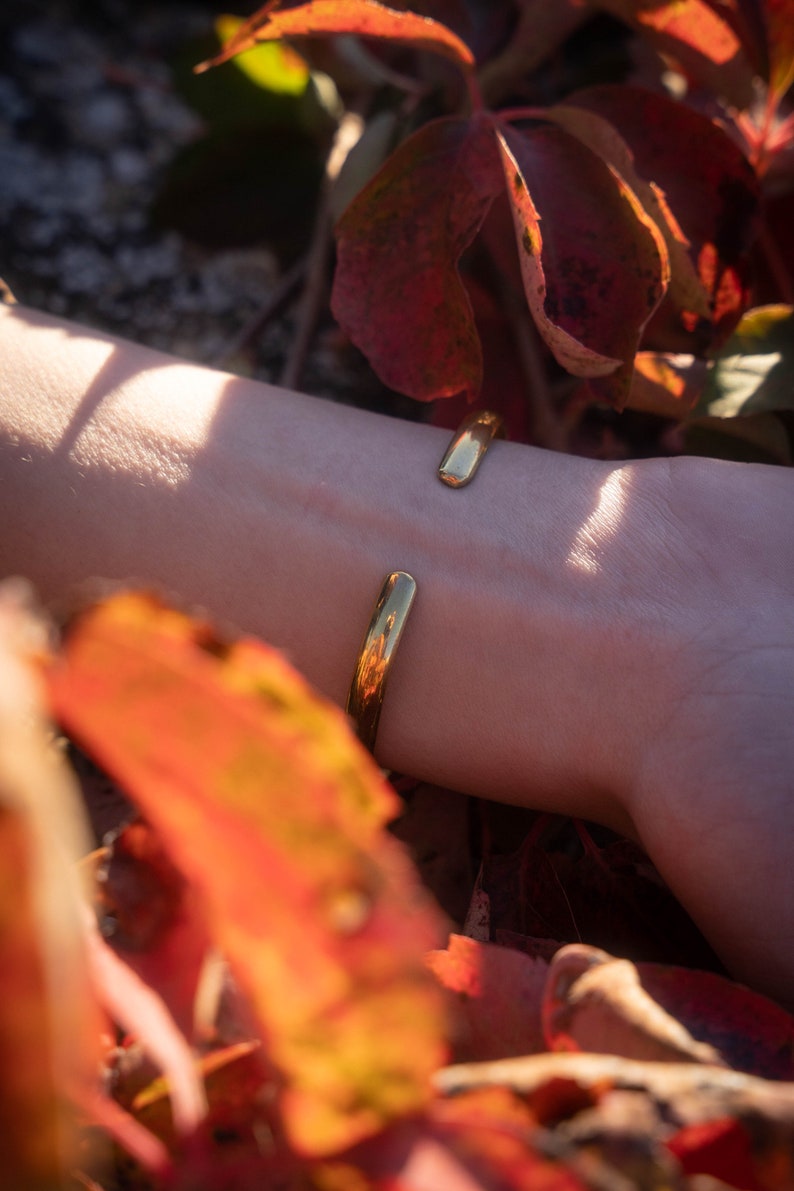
[345,570,417,754]
[437,409,505,488]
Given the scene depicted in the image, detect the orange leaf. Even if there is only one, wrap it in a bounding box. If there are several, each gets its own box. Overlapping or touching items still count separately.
[427,934,547,1061]
[626,352,707,418]
[47,592,448,1156]
[195,0,474,75]
[595,0,755,107]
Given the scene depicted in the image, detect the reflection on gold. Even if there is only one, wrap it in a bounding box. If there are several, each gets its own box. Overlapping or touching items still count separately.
[349,569,421,752]
[346,573,417,754]
[438,410,505,488]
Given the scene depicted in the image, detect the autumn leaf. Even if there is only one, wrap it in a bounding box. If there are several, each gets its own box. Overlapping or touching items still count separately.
[436,1051,794,1130]
[593,0,756,107]
[437,1056,794,1191]
[625,352,708,418]
[543,944,726,1066]
[666,1116,768,1189]
[495,119,667,407]
[114,1040,291,1187]
[543,102,710,319]
[427,934,547,1062]
[566,84,760,346]
[698,303,794,417]
[0,805,72,1191]
[332,113,504,402]
[214,15,311,96]
[47,591,448,1157]
[638,962,794,1080]
[681,304,794,463]
[195,0,475,76]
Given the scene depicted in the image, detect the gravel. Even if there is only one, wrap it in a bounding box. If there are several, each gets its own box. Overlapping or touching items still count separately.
[0,0,288,372]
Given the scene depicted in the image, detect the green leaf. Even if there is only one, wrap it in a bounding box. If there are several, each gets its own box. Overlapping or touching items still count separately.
[699,304,794,416]
[215,15,311,95]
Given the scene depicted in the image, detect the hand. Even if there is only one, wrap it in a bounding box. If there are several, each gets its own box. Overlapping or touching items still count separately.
[625,456,794,1006]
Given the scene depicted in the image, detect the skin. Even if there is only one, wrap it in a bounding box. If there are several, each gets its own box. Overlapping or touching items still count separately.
[0,303,792,1006]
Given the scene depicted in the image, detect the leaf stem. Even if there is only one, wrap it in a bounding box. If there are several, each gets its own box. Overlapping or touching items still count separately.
[465,67,484,113]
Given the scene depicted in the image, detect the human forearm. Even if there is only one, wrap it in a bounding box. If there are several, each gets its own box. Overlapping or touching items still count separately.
[0,305,672,828]
[4,304,794,1002]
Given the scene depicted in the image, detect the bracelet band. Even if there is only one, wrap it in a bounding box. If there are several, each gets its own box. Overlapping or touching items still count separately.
[345,571,417,754]
[437,409,505,488]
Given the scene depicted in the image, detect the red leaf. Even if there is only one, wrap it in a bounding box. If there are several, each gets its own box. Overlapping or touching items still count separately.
[48,592,448,1157]
[543,102,710,319]
[496,120,667,406]
[332,114,504,401]
[566,85,760,346]
[594,0,755,106]
[667,1116,766,1190]
[427,934,547,1061]
[637,963,794,1080]
[428,268,539,444]
[195,0,475,75]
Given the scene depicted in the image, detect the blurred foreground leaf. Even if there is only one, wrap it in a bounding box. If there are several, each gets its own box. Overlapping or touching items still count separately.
[48,592,448,1156]
[0,585,96,1190]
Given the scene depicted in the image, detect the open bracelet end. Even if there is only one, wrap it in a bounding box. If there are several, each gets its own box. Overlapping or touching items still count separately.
[345,570,417,755]
[438,409,505,488]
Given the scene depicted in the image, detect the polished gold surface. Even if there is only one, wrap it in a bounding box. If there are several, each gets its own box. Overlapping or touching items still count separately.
[345,571,417,754]
[438,410,505,488]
